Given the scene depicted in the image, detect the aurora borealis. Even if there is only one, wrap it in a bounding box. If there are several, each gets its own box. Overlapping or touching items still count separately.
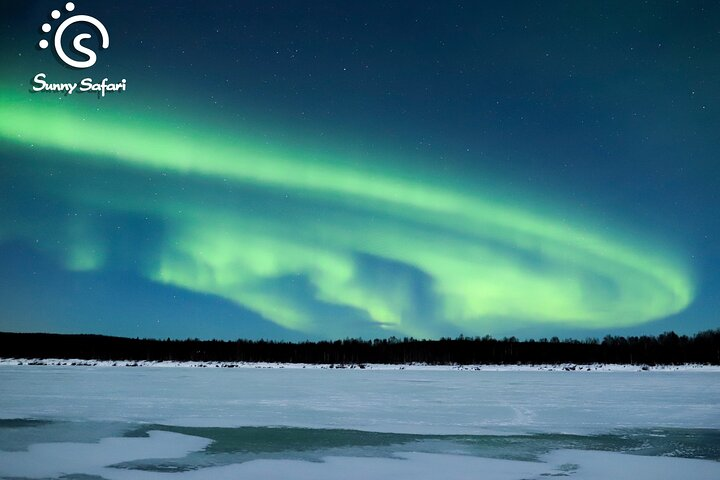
[0,1,718,340]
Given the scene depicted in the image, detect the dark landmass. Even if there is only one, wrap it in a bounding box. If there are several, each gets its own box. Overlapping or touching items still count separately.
[1,330,719,365]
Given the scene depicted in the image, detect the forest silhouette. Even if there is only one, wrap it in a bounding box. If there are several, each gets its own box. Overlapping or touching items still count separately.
[1,330,718,365]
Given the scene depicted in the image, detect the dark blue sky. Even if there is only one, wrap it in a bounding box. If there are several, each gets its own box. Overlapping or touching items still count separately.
[0,1,718,340]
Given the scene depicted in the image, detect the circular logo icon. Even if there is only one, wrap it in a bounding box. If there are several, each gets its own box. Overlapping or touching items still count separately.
[39,2,109,69]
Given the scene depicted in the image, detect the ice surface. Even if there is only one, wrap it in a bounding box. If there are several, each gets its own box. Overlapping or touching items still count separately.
[543,450,720,480]
[104,450,720,480]
[1,432,719,480]
[0,366,718,479]
[0,430,210,478]
[0,365,718,434]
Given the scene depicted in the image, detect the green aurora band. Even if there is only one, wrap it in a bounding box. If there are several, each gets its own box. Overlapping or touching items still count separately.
[0,91,695,337]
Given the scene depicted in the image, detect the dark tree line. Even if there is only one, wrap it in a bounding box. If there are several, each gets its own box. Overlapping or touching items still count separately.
[1,330,719,365]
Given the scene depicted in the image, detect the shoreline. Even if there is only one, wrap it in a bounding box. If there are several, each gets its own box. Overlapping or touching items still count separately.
[1,358,719,372]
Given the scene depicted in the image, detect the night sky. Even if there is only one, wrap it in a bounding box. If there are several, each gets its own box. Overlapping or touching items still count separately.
[0,1,718,341]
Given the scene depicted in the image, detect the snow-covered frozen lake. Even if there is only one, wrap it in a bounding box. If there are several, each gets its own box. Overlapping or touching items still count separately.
[1,365,719,479]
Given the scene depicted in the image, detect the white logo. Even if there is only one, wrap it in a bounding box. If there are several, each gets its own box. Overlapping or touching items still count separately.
[38,2,109,69]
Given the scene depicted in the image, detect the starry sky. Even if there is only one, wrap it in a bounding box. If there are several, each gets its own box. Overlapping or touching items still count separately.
[0,1,718,341]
